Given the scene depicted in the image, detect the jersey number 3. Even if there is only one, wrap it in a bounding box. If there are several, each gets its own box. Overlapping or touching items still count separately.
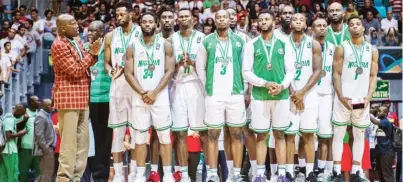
[143,69,154,79]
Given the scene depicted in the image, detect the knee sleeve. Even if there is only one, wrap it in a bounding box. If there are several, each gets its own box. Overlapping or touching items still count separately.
[332,125,347,162]
[135,130,148,145]
[157,129,171,144]
[111,127,126,153]
[352,127,365,163]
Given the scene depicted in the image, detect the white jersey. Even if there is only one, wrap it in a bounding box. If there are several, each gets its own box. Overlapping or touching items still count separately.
[340,40,372,99]
[274,28,291,44]
[290,35,316,92]
[317,41,336,95]
[132,36,169,106]
[172,30,205,83]
[110,26,137,98]
[133,25,142,40]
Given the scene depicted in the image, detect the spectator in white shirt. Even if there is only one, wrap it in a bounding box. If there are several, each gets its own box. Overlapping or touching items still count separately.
[381,11,398,33]
[43,10,56,33]
[203,3,220,21]
[0,43,12,84]
[132,0,145,12]
[189,0,203,10]
[24,19,41,65]
[16,25,28,49]
[0,28,26,64]
[30,9,44,35]
[176,0,190,9]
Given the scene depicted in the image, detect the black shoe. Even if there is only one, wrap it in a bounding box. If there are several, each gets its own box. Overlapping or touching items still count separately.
[331,173,345,182]
[306,172,318,182]
[349,171,361,182]
[285,172,294,182]
[299,167,306,175]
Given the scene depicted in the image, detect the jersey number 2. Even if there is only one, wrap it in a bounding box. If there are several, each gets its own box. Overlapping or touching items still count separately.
[295,70,301,81]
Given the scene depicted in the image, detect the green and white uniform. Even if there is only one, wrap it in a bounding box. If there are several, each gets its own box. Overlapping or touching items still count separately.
[325,24,351,46]
[242,35,295,133]
[332,41,372,128]
[286,35,319,134]
[131,36,172,133]
[317,41,336,138]
[171,30,206,131]
[195,31,246,128]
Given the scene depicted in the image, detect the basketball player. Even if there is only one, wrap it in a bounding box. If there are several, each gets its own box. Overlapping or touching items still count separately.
[286,13,322,181]
[195,10,246,182]
[312,18,337,182]
[331,15,378,182]
[242,10,296,182]
[167,8,206,182]
[103,1,138,181]
[326,2,351,46]
[226,7,256,181]
[148,7,176,182]
[124,12,175,182]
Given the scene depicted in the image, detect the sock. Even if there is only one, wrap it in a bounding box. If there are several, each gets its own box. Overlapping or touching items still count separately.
[130,160,137,174]
[151,164,158,172]
[136,166,146,177]
[233,168,241,176]
[298,158,306,168]
[257,165,266,176]
[286,164,294,177]
[210,168,218,176]
[181,166,189,178]
[175,165,180,172]
[270,164,278,176]
[250,160,257,174]
[278,165,286,176]
[207,165,211,177]
[334,164,341,175]
[164,166,172,175]
[113,162,123,176]
[318,160,326,169]
[351,164,360,174]
[226,160,234,173]
[325,161,334,173]
[306,163,314,177]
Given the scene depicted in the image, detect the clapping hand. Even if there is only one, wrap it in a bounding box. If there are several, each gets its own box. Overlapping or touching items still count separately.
[89,37,103,56]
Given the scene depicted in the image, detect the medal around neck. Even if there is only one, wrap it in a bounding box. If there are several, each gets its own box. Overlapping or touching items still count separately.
[356,67,363,75]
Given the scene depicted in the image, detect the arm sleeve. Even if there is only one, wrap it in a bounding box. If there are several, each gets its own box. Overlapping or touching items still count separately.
[3,118,14,132]
[242,42,267,87]
[195,44,207,86]
[281,43,296,88]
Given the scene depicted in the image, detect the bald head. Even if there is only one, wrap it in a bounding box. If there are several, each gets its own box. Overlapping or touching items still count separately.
[56,14,79,38]
[41,99,53,113]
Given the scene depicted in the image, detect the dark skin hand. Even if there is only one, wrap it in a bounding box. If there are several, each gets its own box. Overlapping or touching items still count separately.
[104,32,122,79]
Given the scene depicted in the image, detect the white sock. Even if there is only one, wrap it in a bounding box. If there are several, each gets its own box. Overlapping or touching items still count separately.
[351,164,360,174]
[175,165,180,172]
[207,165,211,177]
[181,166,189,178]
[298,158,306,168]
[306,163,314,177]
[130,160,137,174]
[278,165,286,176]
[233,168,241,176]
[257,165,266,176]
[113,162,123,176]
[250,160,257,174]
[318,160,326,169]
[164,166,172,175]
[210,168,218,176]
[334,164,341,175]
[226,160,234,173]
[151,164,158,172]
[286,164,294,176]
[136,166,146,177]
[326,161,334,173]
[270,164,278,176]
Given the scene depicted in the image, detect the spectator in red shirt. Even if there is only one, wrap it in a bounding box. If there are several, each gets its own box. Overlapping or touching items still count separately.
[382,100,399,127]
[18,5,29,22]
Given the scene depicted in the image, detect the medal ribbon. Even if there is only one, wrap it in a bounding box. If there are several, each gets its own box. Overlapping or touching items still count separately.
[289,35,306,67]
[140,36,158,68]
[179,30,195,56]
[321,42,328,71]
[215,32,230,61]
[260,35,276,67]
[348,40,365,68]
[67,38,83,59]
[91,41,105,74]
[119,25,135,53]
[328,24,345,45]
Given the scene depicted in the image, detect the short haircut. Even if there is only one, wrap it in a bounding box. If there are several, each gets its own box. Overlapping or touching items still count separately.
[178,8,192,14]
[258,9,275,19]
[115,0,133,12]
[44,9,53,16]
[19,5,27,10]
[347,14,362,24]
[4,41,10,47]
[27,19,34,26]
[159,5,175,19]
[18,24,25,31]
[31,9,38,14]
[141,11,157,22]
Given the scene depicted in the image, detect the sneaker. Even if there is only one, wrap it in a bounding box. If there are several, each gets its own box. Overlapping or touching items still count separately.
[230,174,245,182]
[305,172,318,182]
[134,176,146,182]
[112,175,125,182]
[147,171,161,182]
[180,176,191,182]
[294,172,305,182]
[128,173,136,182]
[226,171,234,182]
[252,174,267,182]
[317,172,332,182]
[269,175,278,182]
[277,175,292,182]
[331,173,345,182]
[285,172,294,182]
[163,174,175,182]
[173,171,182,182]
[358,171,369,182]
[349,171,361,182]
[206,174,220,182]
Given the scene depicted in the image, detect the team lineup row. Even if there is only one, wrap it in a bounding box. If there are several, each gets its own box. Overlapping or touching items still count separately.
[81,1,378,182]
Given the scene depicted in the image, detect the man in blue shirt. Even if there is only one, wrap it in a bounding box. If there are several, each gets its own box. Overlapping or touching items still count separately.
[370,106,396,182]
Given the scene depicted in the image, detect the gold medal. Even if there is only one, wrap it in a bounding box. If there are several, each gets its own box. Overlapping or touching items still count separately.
[321,70,326,77]
[148,64,155,71]
[356,67,363,75]
[266,63,272,70]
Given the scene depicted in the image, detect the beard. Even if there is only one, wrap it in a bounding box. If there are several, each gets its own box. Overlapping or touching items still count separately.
[280,20,291,30]
[260,24,273,33]
[141,27,156,36]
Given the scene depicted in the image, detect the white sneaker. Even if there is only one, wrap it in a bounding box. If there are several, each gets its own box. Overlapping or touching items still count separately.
[112,174,125,182]
[128,173,136,182]
[226,171,234,182]
[163,174,175,182]
[134,176,146,182]
[269,175,278,182]
[180,176,191,182]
